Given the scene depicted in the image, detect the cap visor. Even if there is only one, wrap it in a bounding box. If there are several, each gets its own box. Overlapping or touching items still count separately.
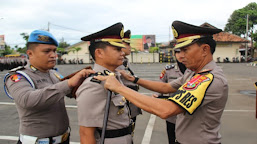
[108,41,125,48]
[174,39,194,49]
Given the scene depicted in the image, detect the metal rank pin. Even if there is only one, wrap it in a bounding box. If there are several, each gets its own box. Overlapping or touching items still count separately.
[117,107,124,115]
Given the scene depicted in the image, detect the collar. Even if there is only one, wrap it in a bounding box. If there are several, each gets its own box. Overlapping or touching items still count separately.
[197,60,216,74]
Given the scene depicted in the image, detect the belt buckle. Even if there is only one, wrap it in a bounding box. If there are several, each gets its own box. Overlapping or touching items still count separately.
[61,132,69,142]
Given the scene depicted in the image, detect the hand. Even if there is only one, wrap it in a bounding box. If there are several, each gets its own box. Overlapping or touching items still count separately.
[94,75,123,92]
[68,69,95,88]
[118,70,135,82]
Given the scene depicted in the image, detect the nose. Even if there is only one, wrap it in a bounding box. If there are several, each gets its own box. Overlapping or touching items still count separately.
[50,51,56,58]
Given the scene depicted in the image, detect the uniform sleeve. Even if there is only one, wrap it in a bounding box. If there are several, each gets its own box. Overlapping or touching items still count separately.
[169,76,183,90]
[201,76,228,107]
[6,75,71,110]
[76,78,107,127]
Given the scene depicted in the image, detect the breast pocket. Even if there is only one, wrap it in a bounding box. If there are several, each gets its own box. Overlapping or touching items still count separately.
[111,93,126,115]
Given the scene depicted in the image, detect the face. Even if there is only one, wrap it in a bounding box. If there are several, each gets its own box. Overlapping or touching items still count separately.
[100,45,125,68]
[146,38,152,43]
[178,43,205,70]
[122,42,131,56]
[27,44,57,72]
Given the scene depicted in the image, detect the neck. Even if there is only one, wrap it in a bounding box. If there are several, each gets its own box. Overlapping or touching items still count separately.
[193,56,213,73]
[96,61,116,72]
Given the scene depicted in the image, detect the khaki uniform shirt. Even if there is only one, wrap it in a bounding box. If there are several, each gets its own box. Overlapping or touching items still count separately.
[5,63,71,138]
[159,64,183,124]
[169,60,228,144]
[116,58,142,118]
[76,64,132,144]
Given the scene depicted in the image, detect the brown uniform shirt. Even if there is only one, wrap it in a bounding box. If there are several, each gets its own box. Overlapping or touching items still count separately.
[76,64,132,144]
[5,63,71,138]
[116,58,142,118]
[159,64,183,124]
[170,60,228,144]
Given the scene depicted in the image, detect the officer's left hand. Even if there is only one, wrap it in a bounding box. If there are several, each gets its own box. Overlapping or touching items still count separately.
[118,70,134,82]
[68,69,95,88]
[94,75,122,92]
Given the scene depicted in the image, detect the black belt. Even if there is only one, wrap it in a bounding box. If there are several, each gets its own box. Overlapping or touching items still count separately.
[97,124,133,138]
[127,85,139,91]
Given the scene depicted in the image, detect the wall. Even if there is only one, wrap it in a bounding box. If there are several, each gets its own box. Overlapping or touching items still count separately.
[214,43,241,62]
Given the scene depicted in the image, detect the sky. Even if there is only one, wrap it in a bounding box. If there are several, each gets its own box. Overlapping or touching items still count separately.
[0,0,256,48]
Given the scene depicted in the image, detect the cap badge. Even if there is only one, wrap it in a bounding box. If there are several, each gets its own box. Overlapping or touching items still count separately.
[120,27,124,38]
[172,26,178,38]
[37,35,50,42]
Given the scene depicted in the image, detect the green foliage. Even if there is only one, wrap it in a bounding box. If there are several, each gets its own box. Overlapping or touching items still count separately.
[149,47,159,53]
[131,47,138,53]
[0,44,14,56]
[20,33,29,42]
[59,41,70,48]
[225,2,257,36]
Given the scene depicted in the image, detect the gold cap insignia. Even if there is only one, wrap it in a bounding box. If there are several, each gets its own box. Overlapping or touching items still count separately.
[37,35,50,42]
[120,27,124,38]
[172,26,178,38]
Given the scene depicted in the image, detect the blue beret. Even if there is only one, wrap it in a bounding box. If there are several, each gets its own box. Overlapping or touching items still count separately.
[28,30,58,46]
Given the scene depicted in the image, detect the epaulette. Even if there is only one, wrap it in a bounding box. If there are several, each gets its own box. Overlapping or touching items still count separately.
[9,66,25,72]
[90,72,104,84]
[165,64,175,70]
[198,69,212,74]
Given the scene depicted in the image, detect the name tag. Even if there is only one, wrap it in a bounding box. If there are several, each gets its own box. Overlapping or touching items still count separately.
[37,138,49,144]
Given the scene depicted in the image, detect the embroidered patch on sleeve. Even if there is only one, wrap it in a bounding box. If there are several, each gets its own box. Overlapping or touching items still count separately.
[168,73,214,114]
[10,74,22,82]
[160,69,166,79]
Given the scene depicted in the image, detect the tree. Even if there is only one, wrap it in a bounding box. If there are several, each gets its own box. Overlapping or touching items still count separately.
[68,47,82,63]
[20,33,29,42]
[224,2,257,58]
[0,44,14,56]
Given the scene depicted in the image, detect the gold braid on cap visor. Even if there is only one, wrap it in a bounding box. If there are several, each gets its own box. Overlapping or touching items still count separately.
[174,35,201,49]
[122,38,131,43]
[97,38,125,48]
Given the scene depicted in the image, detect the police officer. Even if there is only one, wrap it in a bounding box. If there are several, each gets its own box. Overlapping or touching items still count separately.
[116,30,142,125]
[95,20,228,144]
[76,23,133,144]
[156,49,186,144]
[4,30,94,144]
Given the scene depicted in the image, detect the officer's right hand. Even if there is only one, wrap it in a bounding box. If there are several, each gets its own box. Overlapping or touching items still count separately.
[68,69,95,88]
[94,75,122,92]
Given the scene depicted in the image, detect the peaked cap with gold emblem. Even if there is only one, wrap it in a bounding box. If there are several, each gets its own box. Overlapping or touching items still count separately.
[28,30,58,46]
[81,22,125,48]
[172,20,222,49]
[123,30,131,44]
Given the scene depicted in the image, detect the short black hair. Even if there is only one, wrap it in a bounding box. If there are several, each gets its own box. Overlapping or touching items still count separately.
[89,41,109,60]
[196,36,216,54]
[26,42,40,51]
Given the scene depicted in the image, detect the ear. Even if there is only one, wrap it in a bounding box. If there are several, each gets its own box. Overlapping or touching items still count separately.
[95,49,104,59]
[26,49,33,58]
[201,44,210,57]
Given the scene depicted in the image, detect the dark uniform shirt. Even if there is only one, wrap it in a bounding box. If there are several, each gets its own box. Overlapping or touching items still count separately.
[5,62,71,138]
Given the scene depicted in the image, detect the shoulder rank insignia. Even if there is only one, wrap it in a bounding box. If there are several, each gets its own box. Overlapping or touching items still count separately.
[165,64,175,70]
[10,74,22,82]
[54,72,64,80]
[90,72,104,84]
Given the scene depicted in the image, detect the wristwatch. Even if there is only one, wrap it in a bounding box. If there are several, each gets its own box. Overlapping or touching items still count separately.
[133,75,139,84]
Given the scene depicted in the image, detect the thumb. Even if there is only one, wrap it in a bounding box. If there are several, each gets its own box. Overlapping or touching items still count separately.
[94,75,108,81]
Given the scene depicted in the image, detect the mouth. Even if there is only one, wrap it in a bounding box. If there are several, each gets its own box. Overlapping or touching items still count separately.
[49,60,56,63]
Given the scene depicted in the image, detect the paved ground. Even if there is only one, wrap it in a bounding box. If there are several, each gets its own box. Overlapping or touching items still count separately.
[0,63,256,144]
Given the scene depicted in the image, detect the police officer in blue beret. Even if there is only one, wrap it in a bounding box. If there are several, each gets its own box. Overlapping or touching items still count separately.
[95,20,228,144]
[4,30,94,144]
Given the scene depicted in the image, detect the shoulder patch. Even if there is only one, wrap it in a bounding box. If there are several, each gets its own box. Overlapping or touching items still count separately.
[168,73,214,115]
[10,74,22,82]
[165,65,175,70]
[160,69,166,79]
